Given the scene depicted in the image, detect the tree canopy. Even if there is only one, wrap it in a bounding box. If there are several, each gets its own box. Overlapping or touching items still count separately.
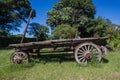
[85,16,113,37]
[28,23,49,41]
[47,0,95,37]
[47,0,95,27]
[0,0,35,36]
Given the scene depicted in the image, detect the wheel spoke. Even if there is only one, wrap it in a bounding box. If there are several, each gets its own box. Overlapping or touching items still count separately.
[16,53,19,57]
[78,49,84,53]
[78,54,83,58]
[81,47,86,52]
[87,45,91,51]
[79,56,85,62]
[89,46,94,52]
[21,54,27,59]
[84,45,87,51]
[77,52,83,55]
[84,59,87,63]
[81,58,86,63]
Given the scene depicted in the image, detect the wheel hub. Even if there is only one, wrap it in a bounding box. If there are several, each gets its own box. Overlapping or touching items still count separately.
[84,51,92,59]
[14,56,22,64]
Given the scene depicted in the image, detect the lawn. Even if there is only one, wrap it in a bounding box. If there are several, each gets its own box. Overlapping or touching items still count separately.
[0,49,120,80]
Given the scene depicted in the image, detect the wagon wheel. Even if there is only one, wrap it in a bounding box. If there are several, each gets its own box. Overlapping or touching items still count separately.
[10,52,28,64]
[74,43,102,64]
[101,46,108,55]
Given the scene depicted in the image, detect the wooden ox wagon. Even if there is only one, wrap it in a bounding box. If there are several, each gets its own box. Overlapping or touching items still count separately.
[9,37,108,64]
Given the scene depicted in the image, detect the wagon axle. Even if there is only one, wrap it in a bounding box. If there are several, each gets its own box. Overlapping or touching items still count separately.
[84,51,92,60]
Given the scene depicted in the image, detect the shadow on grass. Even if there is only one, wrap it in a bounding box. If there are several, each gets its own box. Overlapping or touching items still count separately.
[29,53,75,64]
[101,57,109,63]
[29,53,109,65]
[7,52,109,69]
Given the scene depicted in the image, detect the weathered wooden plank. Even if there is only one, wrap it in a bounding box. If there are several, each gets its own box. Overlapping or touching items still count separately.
[9,37,107,48]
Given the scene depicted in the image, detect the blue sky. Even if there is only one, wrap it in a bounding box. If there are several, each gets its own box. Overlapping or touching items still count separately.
[29,0,59,25]
[93,0,120,24]
[17,0,120,34]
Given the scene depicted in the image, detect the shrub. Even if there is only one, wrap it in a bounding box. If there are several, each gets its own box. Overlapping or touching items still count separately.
[52,24,80,39]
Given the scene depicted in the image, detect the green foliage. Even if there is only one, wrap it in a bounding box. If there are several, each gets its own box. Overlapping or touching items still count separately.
[86,16,113,37]
[101,22,120,50]
[107,31,120,50]
[0,0,36,36]
[0,28,9,37]
[52,24,79,39]
[0,36,36,47]
[28,23,49,41]
[9,34,23,37]
[47,0,119,40]
[47,0,95,37]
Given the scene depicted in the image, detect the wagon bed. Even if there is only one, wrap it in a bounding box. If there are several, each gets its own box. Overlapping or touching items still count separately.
[9,37,107,48]
[9,37,108,64]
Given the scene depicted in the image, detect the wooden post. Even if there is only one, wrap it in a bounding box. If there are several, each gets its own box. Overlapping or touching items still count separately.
[20,10,33,43]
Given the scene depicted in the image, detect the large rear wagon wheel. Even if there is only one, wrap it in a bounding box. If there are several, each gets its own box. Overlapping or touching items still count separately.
[10,52,28,64]
[74,43,102,64]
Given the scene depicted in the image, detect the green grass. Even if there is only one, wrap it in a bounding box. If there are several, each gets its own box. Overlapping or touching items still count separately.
[0,49,120,80]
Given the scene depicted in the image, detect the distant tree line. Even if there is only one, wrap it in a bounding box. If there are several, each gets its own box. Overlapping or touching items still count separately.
[0,36,36,47]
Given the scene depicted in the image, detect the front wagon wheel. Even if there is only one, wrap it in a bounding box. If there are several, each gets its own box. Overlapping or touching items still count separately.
[10,52,28,64]
[74,43,102,64]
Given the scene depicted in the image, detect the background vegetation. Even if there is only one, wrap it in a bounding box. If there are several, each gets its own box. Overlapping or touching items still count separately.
[47,0,120,50]
[0,36,36,47]
[0,0,36,36]
[52,24,79,39]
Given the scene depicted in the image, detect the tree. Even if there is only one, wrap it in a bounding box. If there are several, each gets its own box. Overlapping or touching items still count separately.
[47,0,95,37]
[52,24,79,39]
[28,23,49,41]
[0,27,9,37]
[105,24,120,50]
[85,17,113,37]
[0,0,36,36]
